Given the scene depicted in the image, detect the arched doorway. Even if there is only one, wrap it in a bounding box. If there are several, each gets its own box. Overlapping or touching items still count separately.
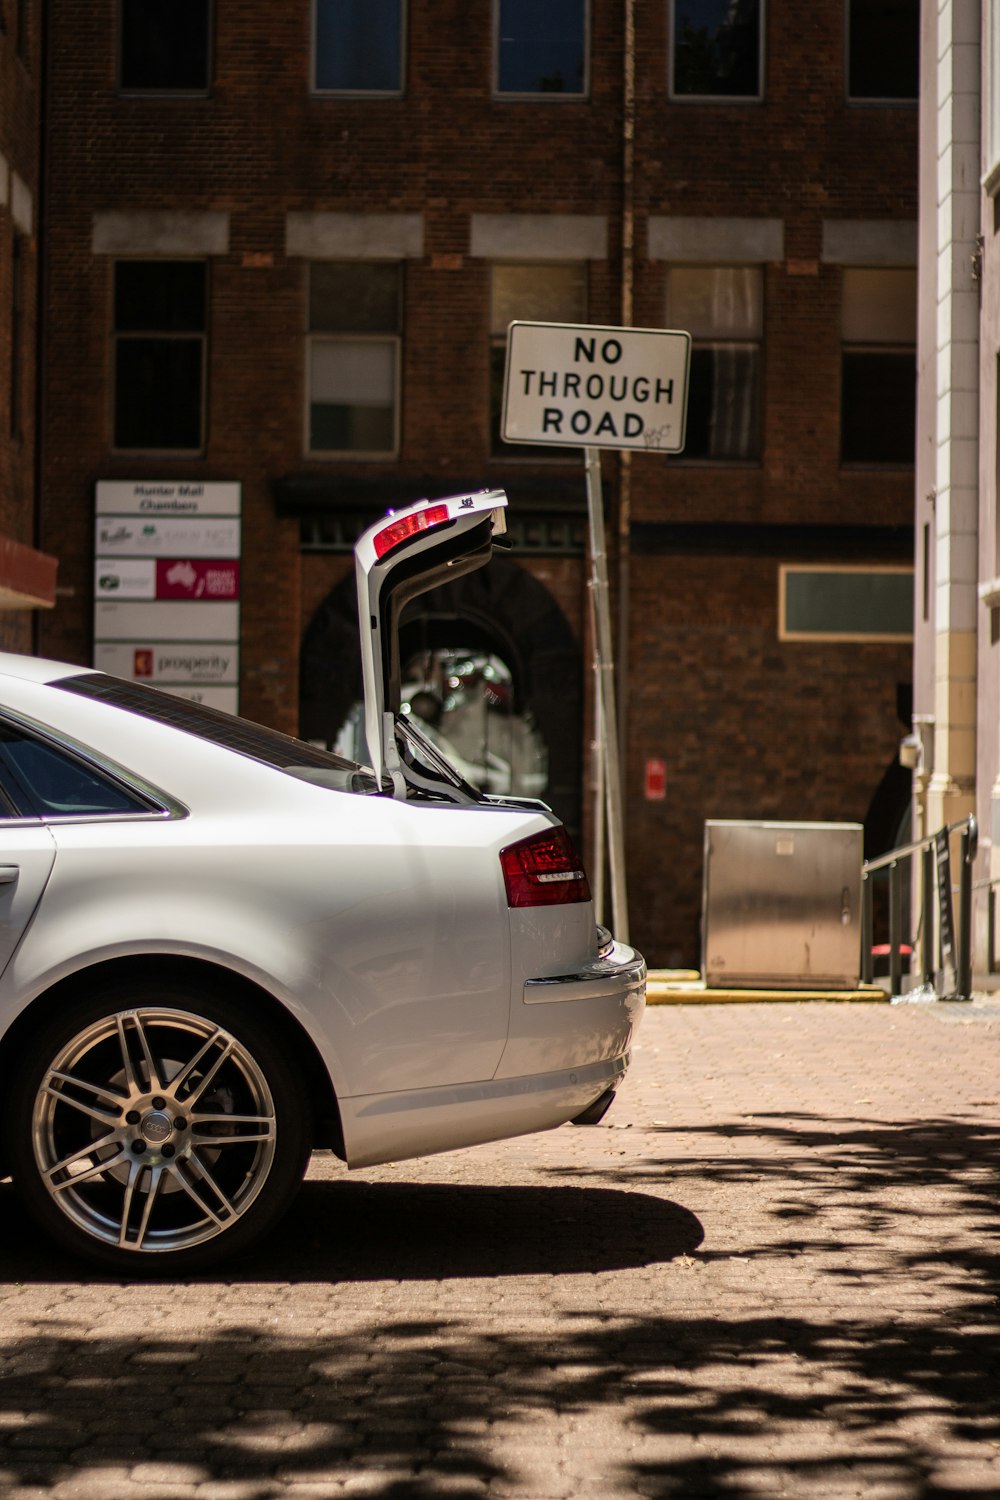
[299,556,584,843]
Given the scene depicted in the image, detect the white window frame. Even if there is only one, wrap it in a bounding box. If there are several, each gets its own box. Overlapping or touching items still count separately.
[668,0,764,104]
[311,0,406,98]
[845,0,919,105]
[305,263,402,461]
[779,564,914,643]
[839,265,916,467]
[489,260,587,460]
[665,264,763,463]
[493,0,590,100]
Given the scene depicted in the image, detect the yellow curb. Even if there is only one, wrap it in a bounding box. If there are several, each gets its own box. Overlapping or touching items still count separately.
[645,971,888,1005]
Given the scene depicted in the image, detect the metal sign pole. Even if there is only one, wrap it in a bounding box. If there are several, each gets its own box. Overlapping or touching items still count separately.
[587,572,606,925]
[584,446,629,942]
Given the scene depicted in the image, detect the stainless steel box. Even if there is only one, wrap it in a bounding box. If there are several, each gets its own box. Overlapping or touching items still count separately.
[702,820,863,989]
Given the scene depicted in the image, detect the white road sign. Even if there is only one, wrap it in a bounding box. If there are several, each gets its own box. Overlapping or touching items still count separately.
[502,321,691,453]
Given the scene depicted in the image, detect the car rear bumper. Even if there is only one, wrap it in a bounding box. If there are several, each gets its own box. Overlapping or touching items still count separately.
[340,1051,632,1169]
[338,934,646,1169]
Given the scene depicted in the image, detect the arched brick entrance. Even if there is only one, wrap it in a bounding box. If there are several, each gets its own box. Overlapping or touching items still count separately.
[299,556,583,842]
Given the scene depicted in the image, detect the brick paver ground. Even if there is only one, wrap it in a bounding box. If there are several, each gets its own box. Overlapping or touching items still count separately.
[1,999,999,1499]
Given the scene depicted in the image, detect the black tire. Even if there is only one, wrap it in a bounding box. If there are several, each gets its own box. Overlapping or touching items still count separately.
[4,978,312,1274]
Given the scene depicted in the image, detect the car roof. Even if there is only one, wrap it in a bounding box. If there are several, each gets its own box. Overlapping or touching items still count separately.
[0,652,94,686]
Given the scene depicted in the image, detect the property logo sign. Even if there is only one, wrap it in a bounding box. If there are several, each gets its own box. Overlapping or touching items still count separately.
[94,482,242,709]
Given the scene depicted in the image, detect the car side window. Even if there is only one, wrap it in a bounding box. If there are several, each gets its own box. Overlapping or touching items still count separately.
[0,722,154,818]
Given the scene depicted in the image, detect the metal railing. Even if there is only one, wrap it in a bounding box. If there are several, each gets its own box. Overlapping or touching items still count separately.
[861,816,977,1000]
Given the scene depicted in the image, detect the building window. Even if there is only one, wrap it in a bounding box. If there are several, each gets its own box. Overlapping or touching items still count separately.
[113,261,207,452]
[841,268,916,465]
[119,0,211,92]
[490,262,586,457]
[670,0,762,100]
[665,266,761,461]
[779,566,914,642]
[847,0,918,102]
[313,0,404,93]
[495,0,588,97]
[308,262,401,457]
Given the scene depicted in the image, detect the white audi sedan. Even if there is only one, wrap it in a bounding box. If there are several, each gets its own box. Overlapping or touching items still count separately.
[0,489,645,1271]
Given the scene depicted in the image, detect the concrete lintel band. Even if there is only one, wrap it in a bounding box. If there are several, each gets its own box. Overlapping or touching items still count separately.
[821,219,918,266]
[647,216,784,263]
[470,213,608,260]
[92,211,230,256]
[285,212,424,260]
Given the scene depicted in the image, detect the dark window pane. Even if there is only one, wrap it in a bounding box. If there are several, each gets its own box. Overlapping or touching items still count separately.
[310,263,400,332]
[59,674,363,778]
[841,350,915,463]
[310,402,396,452]
[784,570,913,638]
[0,727,151,817]
[315,0,402,91]
[683,345,759,459]
[120,0,210,91]
[849,0,918,100]
[115,338,203,449]
[673,0,760,97]
[114,262,206,333]
[497,0,586,94]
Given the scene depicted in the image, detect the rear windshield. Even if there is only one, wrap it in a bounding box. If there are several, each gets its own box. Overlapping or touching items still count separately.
[56,674,379,792]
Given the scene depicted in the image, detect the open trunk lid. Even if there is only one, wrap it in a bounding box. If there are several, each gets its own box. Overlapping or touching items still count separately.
[354,490,509,801]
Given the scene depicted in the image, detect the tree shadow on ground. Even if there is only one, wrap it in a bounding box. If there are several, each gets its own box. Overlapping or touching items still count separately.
[549,1112,1000,1299]
[0,1307,997,1497]
[2,1114,999,1497]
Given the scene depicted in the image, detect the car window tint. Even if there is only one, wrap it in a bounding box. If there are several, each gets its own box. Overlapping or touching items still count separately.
[0,723,153,818]
[56,674,368,782]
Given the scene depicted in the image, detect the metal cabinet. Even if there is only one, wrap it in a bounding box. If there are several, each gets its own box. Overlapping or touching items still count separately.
[702,820,863,988]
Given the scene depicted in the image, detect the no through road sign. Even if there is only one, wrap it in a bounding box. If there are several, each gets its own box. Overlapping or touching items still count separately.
[501,321,691,454]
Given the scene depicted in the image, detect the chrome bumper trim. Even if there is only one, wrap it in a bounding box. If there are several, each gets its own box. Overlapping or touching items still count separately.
[523,941,646,1005]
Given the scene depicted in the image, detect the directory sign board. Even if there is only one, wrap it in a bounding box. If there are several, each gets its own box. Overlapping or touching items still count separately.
[502,322,691,453]
[94,481,241,711]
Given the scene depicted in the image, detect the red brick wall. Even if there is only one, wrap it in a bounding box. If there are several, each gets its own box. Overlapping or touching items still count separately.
[0,0,41,610]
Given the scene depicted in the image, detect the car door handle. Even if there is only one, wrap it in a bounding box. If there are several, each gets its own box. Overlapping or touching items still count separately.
[0,866,18,885]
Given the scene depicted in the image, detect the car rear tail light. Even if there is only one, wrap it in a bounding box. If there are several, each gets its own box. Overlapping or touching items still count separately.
[500,827,592,908]
[373,505,451,559]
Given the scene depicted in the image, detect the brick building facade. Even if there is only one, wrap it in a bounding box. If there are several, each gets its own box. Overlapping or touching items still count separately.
[36,1,918,966]
[0,0,57,643]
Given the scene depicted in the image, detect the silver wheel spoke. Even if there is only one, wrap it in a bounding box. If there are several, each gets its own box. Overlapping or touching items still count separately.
[191,1111,274,1135]
[182,1040,234,1110]
[165,1029,220,1098]
[173,1159,231,1227]
[42,1076,122,1129]
[121,1163,165,1250]
[127,1011,164,1092]
[48,1142,129,1190]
